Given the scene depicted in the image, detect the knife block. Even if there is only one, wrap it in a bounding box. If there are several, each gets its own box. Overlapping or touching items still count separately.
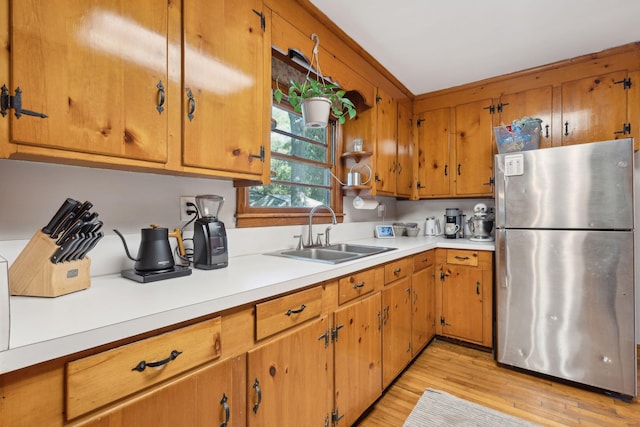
[9,231,91,297]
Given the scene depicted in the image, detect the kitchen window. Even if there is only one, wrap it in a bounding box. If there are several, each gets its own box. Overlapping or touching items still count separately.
[236,102,343,228]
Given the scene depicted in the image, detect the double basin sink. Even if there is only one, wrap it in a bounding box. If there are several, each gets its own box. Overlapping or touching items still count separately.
[266,243,396,264]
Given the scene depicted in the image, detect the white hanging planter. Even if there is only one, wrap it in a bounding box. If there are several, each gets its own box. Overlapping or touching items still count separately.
[301,96,331,128]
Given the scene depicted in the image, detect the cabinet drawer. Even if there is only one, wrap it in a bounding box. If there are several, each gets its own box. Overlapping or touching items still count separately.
[66,317,222,420]
[446,249,479,266]
[384,257,412,283]
[256,286,322,340]
[339,268,376,305]
[412,250,434,272]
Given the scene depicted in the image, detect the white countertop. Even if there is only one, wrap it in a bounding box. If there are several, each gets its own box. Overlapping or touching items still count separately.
[0,236,494,374]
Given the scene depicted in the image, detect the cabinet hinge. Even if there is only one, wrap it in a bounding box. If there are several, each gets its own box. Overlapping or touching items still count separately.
[614,123,632,135]
[332,408,345,424]
[376,95,382,104]
[1,85,47,119]
[318,329,330,348]
[483,104,495,114]
[332,324,344,342]
[497,102,509,113]
[440,316,445,326]
[440,271,446,281]
[416,118,425,128]
[250,145,265,162]
[614,77,632,89]
[252,9,266,31]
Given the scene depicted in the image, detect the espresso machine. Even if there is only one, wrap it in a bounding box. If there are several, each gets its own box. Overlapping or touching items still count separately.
[193,195,228,270]
[444,208,464,239]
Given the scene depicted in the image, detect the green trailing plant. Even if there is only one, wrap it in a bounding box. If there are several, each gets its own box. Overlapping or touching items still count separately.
[274,76,357,125]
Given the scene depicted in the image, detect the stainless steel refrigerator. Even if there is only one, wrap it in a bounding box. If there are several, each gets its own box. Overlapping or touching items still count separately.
[495,138,637,398]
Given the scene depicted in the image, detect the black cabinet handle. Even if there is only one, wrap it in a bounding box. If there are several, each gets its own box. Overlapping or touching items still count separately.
[252,379,262,414]
[564,121,570,136]
[352,281,365,289]
[393,268,402,275]
[131,349,182,372]
[220,393,230,427]
[285,304,306,316]
[454,256,470,261]
[186,88,196,121]
[156,80,165,114]
[544,124,550,138]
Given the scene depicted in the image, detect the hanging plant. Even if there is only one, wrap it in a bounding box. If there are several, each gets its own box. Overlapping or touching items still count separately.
[273,34,356,127]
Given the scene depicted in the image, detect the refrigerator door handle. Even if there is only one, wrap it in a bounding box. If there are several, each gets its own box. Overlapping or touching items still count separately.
[496,229,507,289]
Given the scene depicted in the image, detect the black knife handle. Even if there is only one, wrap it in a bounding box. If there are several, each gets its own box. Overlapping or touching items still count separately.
[42,198,78,235]
[50,211,77,239]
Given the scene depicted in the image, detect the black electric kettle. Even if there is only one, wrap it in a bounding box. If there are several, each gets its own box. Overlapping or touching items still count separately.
[114,225,184,272]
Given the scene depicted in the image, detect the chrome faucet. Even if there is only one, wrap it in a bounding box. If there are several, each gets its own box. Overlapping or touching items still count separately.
[307,204,337,247]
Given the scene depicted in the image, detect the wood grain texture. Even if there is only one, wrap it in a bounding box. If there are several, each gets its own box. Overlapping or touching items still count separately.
[355,340,640,427]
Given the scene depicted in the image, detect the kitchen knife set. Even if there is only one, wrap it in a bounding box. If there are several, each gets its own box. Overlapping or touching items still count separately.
[42,198,103,264]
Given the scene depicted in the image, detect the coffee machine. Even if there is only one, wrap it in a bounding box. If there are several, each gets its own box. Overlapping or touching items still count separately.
[444,208,464,239]
[193,195,228,270]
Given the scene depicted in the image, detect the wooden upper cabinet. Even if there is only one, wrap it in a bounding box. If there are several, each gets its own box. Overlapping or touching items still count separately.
[454,99,494,196]
[416,108,450,197]
[396,100,413,198]
[10,0,169,162]
[498,86,553,148]
[561,70,630,145]
[182,0,267,176]
[375,88,398,195]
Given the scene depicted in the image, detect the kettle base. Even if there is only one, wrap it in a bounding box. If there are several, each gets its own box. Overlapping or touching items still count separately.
[121,265,192,283]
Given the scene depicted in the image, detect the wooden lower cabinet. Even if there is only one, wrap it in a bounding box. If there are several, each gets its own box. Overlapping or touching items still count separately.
[436,249,493,348]
[333,292,382,426]
[411,251,436,356]
[247,315,333,427]
[381,276,412,388]
[76,355,246,427]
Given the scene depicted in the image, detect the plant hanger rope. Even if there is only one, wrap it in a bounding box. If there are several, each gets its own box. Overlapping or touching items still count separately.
[306,33,327,88]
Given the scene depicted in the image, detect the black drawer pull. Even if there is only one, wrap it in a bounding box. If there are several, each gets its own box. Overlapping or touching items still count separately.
[285,304,306,316]
[220,393,230,427]
[252,379,262,414]
[353,281,366,289]
[131,349,182,372]
[393,268,402,275]
[454,256,470,261]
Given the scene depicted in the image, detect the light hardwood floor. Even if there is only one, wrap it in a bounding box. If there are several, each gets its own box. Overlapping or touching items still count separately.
[355,339,640,426]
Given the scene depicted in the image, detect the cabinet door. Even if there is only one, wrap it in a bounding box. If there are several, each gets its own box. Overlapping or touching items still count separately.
[441,264,484,343]
[454,98,494,196]
[375,88,398,195]
[411,264,435,356]
[561,70,629,145]
[381,277,412,388]
[78,356,245,427]
[499,86,553,148]
[182,0,266,176]
[11,1,169,162]
[416,108,450,197]
[396,101,413,198]
[334,293,382,427]
[247,316,332,427]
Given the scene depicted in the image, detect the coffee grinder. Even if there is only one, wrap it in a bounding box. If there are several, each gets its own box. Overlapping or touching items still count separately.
[193,195,228,270]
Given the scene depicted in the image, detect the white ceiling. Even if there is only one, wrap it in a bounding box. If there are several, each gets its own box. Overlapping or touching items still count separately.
[308,0,640,95]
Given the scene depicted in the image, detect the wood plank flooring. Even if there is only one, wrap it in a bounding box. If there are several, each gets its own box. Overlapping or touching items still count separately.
[355,339,640,426]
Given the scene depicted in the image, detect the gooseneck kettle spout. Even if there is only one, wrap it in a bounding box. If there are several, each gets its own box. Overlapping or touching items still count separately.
[113,229,139,262]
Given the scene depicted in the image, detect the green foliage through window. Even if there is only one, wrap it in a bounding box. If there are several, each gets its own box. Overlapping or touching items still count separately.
[249,104,335,208]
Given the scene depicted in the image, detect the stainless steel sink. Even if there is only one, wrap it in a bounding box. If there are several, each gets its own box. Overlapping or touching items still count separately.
[265,244,396,264]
